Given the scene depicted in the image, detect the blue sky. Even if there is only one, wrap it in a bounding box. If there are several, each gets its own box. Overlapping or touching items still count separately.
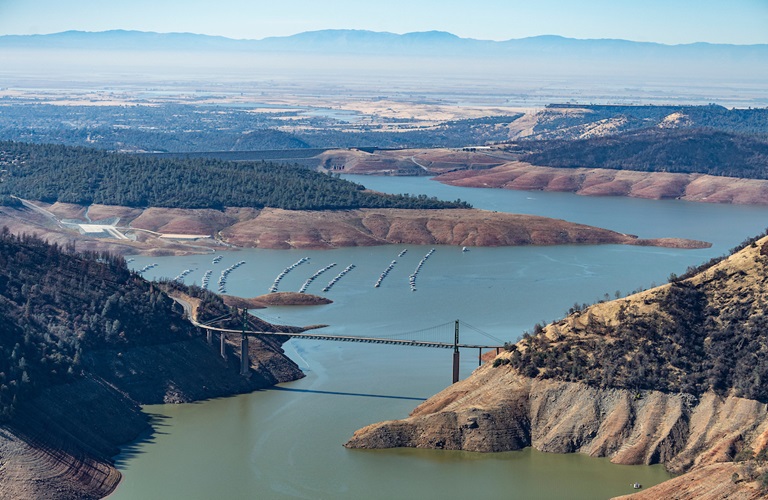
[0,0,766,44]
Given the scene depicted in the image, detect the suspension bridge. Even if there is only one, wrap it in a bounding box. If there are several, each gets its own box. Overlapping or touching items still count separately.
[187,307,507,384]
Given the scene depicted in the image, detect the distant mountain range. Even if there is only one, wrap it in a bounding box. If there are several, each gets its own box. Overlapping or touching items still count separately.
[1,29,765,91]
[1,29,766,60]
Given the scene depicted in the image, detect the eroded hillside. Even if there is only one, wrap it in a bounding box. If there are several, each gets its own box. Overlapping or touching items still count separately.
[0,233,305,499]
[346,233,768,498]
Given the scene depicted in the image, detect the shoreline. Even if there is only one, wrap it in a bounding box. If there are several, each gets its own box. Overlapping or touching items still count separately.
[0,204,711,257]
[435,162,768,206]
[314,147,768,206]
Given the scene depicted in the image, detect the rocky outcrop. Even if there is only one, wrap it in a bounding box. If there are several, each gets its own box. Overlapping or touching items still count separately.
[345,366,768,476]
[346,236,768,498]
[614,462,768,499]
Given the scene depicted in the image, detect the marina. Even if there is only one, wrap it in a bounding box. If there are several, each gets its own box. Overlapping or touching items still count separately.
[137,263,158,274]
[269,257,310,293]
[217,260,246,294]
[373,258,398,288]
[200,269,213,290]
[409,248,436,292]
[322,264,356,292]
[173,268,194,282]
[298,263,338,293]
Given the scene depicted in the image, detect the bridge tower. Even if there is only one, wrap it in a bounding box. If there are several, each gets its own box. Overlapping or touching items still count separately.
[452,320,460,384]
[240,308,250,376]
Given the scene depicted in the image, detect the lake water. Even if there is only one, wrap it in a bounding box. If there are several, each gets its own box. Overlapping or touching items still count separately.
[110,177,768,499]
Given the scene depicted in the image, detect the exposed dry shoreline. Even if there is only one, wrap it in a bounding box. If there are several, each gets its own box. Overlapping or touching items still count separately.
[0,326,305,499]
[438,162,768,205]
[317,147,768,206]
[345,237,768,499]
[345,371,768,499]
[222,292,332,308]
[0,204,710,256]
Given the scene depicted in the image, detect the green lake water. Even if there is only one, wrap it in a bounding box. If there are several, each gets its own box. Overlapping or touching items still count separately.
[110,177,768,499]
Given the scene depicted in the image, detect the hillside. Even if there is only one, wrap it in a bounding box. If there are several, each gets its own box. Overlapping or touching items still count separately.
[437,161,768,205]
[520,104,768,140]
[0,103,522,152]
[0,141,470,211]
[505,233,768,400]
[519,128,768,179]
[0,232,305,498]
[217,208,709,250]
[345,232,768,498]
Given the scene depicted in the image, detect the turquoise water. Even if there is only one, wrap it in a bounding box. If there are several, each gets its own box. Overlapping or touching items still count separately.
[109,178,768,499]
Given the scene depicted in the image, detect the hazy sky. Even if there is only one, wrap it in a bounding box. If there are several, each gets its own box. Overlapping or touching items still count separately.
[0,0,766,45]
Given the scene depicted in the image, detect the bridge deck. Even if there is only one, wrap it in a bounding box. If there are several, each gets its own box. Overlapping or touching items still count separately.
[193,321,504,350]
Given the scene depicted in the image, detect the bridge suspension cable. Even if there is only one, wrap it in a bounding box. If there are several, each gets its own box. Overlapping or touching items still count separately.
[458,320,507,345]
[372,321,456,342]
[181,300,506,384]
[199,312,236,327]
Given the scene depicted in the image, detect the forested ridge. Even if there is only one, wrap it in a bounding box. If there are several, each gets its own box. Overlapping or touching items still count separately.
[0,230,254,421]
[519,128,768,179]
[500,231,768,403]
[533,104,768,138]
[0,141,470,210]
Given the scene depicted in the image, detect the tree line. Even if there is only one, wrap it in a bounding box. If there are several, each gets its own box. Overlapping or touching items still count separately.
[0,229,247,421]
[500,231,768,403]
[520,128,768,179]
[0,141,470,210]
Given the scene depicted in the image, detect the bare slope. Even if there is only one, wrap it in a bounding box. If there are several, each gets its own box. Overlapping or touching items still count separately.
[0,203,708,255]
[315,146,768,206]
[438,161,768,205]
[346,234,768,498]
[219,208,708,249]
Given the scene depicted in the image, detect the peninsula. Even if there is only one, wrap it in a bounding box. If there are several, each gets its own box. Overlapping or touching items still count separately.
[313,105,768,206]
[0,232,306,499]
[346,232,768,498]
[0,141,709,254]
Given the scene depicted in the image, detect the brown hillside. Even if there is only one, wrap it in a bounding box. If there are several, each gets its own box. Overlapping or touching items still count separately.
[438,161,768,205]
[0,203,707,256]
[346,234,768,499]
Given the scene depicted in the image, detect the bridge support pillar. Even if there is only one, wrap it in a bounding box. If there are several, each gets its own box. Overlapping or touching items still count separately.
[452,320,460,384]
[206,329,212,345]
[220,333,227,360]
[240,334,250,376]
[452,350,460,384]
[478,347,483,366]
